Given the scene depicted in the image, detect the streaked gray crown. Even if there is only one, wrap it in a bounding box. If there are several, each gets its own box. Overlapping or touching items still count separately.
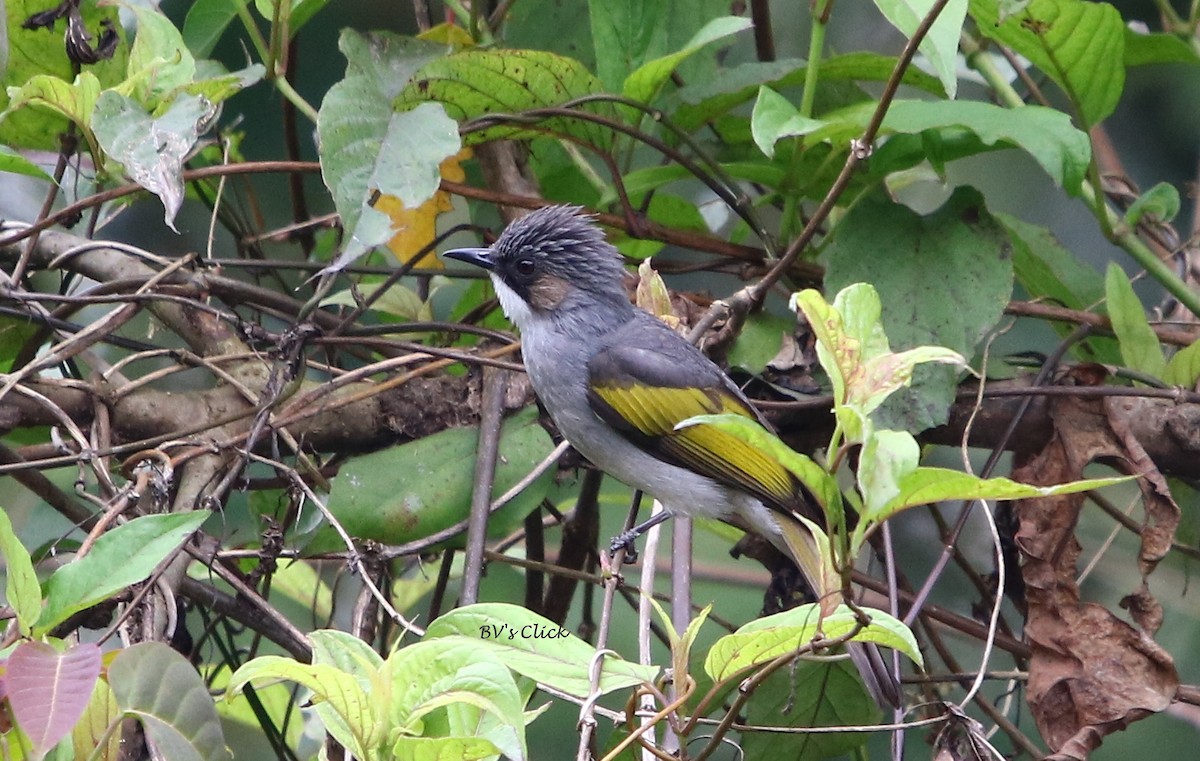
[490,205,628,299]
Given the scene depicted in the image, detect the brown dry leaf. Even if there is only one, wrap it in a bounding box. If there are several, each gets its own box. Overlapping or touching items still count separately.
[1012,374,1180,760]
[377,147,473,269]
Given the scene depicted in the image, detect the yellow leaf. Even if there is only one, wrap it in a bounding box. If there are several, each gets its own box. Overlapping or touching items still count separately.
[417,22,475,47]
[377,148,472,269]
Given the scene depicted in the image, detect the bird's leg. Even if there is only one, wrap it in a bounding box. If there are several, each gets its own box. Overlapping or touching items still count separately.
[608,510,673,563]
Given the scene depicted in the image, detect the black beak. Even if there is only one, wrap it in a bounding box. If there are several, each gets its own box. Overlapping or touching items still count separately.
[442,247,494,270]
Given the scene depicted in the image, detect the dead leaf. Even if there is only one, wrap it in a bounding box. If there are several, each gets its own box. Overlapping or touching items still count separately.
[1012,378,1180,759]
[378,147,473,269]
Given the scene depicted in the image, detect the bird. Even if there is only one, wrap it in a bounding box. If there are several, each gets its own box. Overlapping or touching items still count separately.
[443,205,897,705]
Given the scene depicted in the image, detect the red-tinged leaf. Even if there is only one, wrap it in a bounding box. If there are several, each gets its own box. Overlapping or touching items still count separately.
[7,641,102,759]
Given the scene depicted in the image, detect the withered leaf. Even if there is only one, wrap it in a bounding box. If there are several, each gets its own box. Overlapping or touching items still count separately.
[1012,382,1179,759]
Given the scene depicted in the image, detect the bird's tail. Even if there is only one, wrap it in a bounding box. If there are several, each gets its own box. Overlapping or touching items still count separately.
[763,509,902,708]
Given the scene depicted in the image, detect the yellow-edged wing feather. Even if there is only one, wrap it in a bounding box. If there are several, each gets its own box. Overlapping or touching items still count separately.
[588,372,799,513]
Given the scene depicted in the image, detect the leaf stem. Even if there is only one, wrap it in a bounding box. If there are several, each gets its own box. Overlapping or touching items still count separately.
[274,77,319,125]
[800,0,831,119]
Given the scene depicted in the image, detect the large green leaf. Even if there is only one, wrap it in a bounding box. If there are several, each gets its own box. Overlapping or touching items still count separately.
[589,0,671,91]
[321,407,554,550]
[874,468,1131,521]
[227,656,378,757]
[969,0,1124,126]
[181,0,241,58]
[824,188,1010,432]
[874,0,969,97]
[673,53,943,131]
[818,99,1091,192]
[385,640,529,761]
[743,661,876,760]
[622,16,752,103]
[110,642,232,761]
[317,30,454,272]
[37,511,210,636]
[1123,28,1200,67]
[396,48,612,148]
[1000,213,1119,363]
[424,603,657,697]
[705,604,922,681]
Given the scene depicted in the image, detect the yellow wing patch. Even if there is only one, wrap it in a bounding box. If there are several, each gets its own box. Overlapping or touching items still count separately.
[590,383,796,508]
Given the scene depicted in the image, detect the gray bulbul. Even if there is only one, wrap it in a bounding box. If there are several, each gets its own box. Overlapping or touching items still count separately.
[444,205,897,705]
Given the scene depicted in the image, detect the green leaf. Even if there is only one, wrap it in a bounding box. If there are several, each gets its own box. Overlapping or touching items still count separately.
[184,61,266,105]
[424,603,657,697]
[111,642,232,761]
[0,146,53,180]
[1124,182,1180,227]
[0,316,42,373]
[182,0,242,58]
[3,72,103,136]
[823,189,1007,432]
[0,509,41,636]
[227,656,379,757]
[1164,340,1200,388]
[858,430,920,518]
[1001,213,1104,309]
[317,31,455,272]
[320,407,553,550]
[969,0,1124,126]
[1123,29,1200,67]
[874,0,969,97]
[876,468,1131,520]
[127,6,198,106]
[396,48,611,148]
[1000,213,1119,363]
[37,511,210,636]
[588,0,671,91]
[386,640,528,761]
[743,661,876,760]
[1105,263,1167,378]
[92,92,217,232]
[750,86,824,158]
[673,53,943,130]
[622,16,752,103]
[309,630,385,690]
[818,99,1091,191]
[705,604,922,681]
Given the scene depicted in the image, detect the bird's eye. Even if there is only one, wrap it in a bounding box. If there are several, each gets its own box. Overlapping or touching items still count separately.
[514,258,536,277]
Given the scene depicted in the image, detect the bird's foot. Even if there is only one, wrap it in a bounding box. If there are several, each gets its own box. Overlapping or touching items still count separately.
[608,529,642,564]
